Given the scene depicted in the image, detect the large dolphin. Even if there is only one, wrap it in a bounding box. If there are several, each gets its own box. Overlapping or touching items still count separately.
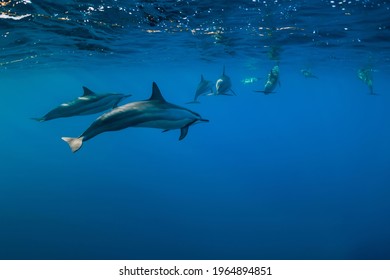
[62,82,209,153]
[215,66,236,96]
[32,86,131,122]
[187,74,214,104]
[254,65,280,94]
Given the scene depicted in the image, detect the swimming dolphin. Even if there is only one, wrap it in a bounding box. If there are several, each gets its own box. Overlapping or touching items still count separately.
[187,74,214,104]
[32,86,131,122]
[241,77,260,85]
[301,69,318,79]
[216,66,236,96]
[254,65,280,94]
[62,82,209,153]
[358,67,375,95]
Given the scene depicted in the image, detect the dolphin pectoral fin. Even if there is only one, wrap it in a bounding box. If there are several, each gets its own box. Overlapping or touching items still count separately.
[31,117,45,122]
[179,126,189,141]
[61,136,84,153]
[162,129,170,133]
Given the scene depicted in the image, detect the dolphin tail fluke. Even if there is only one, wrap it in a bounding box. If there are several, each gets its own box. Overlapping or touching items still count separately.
[61,136,84,153]
[31,117,45,122]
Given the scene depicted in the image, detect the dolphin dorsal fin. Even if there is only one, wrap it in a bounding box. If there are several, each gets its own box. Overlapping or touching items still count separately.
[149,82,166,102]
[201,74,204,81]
[82,86,96,96]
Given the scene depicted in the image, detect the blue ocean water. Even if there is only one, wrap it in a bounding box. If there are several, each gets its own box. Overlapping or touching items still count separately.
[1,0,390,260]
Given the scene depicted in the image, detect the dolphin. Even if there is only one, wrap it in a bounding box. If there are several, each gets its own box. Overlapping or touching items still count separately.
[215,66,236,96]
[301,69,318,79]
[32,86,131,122]
[241,77,260,85]
[62,82,209,153]
[187,74,214,104]
[254,65,280,94]
[358,68,375,95]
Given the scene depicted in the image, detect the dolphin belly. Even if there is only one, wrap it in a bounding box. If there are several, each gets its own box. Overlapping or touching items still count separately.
[135,118,193,130]
[216,77,232,95]
[264,81,277,93]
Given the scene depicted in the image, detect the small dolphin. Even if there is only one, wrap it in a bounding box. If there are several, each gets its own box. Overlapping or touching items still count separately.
[187,74,214,104]
[216,66,236,96]
[358,68,375,95]
[32,87,131,122]
[241,77,260,85]
[254,65,280,94]
[301,69,318,79]
[62,82,209,153]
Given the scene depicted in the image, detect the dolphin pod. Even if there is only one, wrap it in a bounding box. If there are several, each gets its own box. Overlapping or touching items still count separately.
[62,82,209,153]
[32,86,131,122]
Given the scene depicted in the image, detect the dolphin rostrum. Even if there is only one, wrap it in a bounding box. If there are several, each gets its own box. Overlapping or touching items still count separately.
[32,86,131,122]
[187,74,214,104]
[62,82,209,153]
[216,66,236,96]
[254,65,280,94]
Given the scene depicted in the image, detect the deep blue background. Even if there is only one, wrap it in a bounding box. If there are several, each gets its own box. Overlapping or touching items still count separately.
[0,60,389,259]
